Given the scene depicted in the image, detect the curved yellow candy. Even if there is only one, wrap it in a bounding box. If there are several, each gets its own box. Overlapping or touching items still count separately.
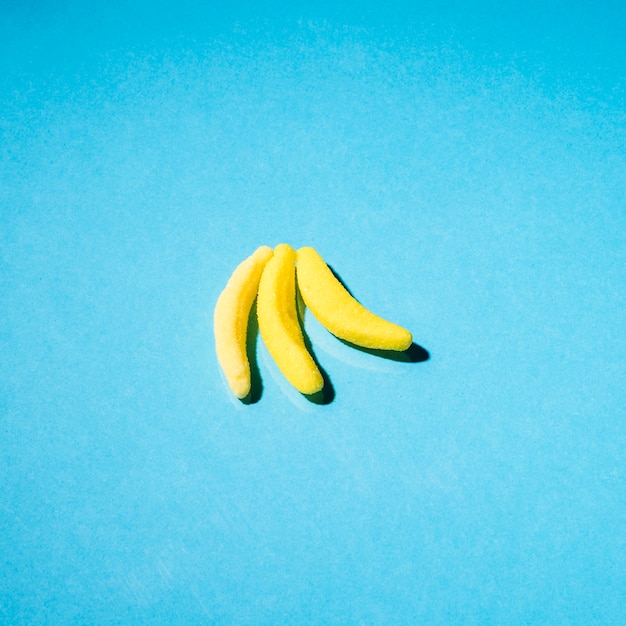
[257,244,324,395]
[295,246,413,351]
[214,245,273,398]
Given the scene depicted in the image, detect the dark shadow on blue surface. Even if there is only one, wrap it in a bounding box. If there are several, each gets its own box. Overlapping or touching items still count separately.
[240,299,262,405]
[341,340,430,363]
[328,265,355,297]
[297,285,335,405]
[304,365,335,405]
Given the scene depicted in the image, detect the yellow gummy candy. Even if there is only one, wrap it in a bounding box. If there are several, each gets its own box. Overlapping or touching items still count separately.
[214,245,273,398]
[295,246,412,351]
[257,244,324,395]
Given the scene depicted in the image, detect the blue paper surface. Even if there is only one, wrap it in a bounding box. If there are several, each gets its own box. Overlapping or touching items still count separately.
[2,1,625,623]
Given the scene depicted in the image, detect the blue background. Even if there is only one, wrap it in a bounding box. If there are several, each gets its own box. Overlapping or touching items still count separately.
[2,1,625,623]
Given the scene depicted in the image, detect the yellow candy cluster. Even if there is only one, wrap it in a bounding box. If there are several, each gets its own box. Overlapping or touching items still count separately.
[214,244,412,400]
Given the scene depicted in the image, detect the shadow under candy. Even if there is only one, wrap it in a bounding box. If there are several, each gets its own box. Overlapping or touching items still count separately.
[340,340,430,363]
[297,284,335,405]
[240,300,263,405]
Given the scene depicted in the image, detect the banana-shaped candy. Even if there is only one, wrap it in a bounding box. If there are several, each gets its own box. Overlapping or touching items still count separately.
[295,246,412,351]
[257,244,324,395]
[214,245,273,398]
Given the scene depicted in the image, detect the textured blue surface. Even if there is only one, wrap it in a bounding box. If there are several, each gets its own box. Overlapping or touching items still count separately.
[2,1,626,623]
